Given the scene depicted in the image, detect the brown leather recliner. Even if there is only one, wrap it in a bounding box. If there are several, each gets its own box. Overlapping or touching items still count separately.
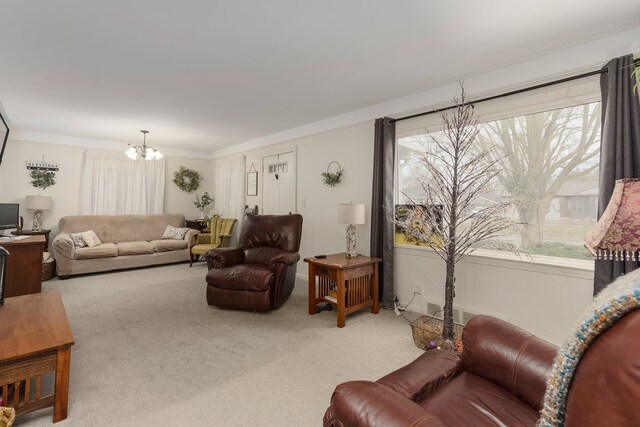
[324,312,640,426]
[204,213,303,311]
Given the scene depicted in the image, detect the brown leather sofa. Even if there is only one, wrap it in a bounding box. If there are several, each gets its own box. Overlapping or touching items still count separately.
[324,312,640,426]
[204,213,303,311]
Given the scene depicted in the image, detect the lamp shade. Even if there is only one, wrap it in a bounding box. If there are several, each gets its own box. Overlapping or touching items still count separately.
[584,178,640,260]
[25,195,53,211]
[337,203,366,225]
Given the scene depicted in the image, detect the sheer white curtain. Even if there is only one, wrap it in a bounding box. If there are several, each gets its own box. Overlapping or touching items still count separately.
[214,154,245,244]
[80,150,165,215]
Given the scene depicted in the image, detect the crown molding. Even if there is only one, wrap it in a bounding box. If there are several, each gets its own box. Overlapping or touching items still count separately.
[10,130,213,159]
[212,25,640,159]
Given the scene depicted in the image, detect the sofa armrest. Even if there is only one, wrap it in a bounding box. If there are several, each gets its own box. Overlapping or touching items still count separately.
[204,247,244,270]
[268,252,300,269]
[325,381,447,427]
[184,229,200,248]
[195,233,210,245]
[462,315,558,411]
[219,234,232,248]
[377,350,462,402]
[53,232,75,260]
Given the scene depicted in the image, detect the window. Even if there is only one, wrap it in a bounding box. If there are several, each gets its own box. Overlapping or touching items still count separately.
[396,96,601,261]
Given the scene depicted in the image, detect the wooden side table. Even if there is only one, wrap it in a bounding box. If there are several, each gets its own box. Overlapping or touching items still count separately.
[0,235,46,298]
[305,253,381,328]
[11,229,51,248]
[0,292,75,423]
[185,220,207,232]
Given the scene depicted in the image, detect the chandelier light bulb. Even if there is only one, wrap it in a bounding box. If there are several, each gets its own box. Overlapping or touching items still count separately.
[125,130,163,160]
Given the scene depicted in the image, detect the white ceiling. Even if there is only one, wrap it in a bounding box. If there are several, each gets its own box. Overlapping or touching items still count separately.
[0,1,639,153]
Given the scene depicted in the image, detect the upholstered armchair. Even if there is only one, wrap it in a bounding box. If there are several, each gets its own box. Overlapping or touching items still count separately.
[190,216,237,266]
[204,213,303,311]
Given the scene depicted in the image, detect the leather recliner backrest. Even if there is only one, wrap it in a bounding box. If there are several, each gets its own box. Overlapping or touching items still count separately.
[563,310,640,426]
[238,213,303,252]
[461,315,557,411]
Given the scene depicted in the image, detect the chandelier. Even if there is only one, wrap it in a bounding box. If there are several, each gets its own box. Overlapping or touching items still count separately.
[125,130,163,160]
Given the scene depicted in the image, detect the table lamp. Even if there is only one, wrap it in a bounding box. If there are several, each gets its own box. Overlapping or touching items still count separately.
[337,203,366,258]
[584,178,640,261]
[25,195,53,231]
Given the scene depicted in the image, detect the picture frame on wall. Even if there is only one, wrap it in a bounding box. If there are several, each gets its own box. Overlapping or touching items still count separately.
[247,171,258,196]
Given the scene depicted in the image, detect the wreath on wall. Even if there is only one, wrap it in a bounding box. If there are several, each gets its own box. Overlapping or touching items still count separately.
[321,161,343,187]
[173,166,202,193]
[30,170,56,190]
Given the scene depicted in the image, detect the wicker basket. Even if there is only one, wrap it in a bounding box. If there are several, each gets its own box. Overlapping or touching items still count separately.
[42,259,56,281]
[410,315,464,353]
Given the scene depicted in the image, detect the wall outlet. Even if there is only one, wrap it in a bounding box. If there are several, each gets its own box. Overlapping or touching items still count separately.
[412,285,422,295]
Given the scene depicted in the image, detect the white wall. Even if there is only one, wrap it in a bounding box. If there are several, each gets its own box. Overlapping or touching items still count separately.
[395,247,593,345]
[239,119,593,345]
[216,28,640,345]
[164,155,215,219]
[242,123,374,274]
[0,138,214,245]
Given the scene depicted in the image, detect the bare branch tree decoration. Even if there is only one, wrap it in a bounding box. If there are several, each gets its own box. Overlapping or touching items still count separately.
[395,85,523,344]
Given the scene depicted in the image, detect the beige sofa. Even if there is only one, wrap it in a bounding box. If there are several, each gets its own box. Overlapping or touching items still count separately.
[53,214,198,278]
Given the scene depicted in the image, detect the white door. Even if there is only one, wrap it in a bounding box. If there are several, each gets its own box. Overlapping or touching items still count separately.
[262,151,296,215]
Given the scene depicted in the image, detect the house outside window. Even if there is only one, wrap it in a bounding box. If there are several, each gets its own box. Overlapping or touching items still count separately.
[395,79,601,262]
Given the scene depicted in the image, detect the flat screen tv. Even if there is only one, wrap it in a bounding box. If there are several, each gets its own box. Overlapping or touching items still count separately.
[0,203,19,230]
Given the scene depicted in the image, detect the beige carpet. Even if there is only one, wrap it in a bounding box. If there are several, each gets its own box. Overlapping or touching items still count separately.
[15,263,423,426]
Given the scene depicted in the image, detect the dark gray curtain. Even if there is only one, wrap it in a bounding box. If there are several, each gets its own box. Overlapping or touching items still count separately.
[594,54,640,295]
[371,118,395,308]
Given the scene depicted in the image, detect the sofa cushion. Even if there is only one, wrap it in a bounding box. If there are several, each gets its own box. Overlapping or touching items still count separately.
[116,241,155,256]
[206,263,274,292]
[74,243,118,260]
[162,224,189,240]
[418,372,539,427]
[58,214,186,243]
[81,230,102,247]
[151,239,188,252]
[70,232,87,248]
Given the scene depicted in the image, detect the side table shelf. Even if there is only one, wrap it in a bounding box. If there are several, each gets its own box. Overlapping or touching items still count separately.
[305,253,380,328]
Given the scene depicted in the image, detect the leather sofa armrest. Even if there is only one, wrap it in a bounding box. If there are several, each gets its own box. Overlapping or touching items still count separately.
[184,229,199,248]
[204,247,244,269]
[325,381,447,427]
[268,252,300,269]
[377,350,462,402]
[53,232,75,260]
[462,315,558,411]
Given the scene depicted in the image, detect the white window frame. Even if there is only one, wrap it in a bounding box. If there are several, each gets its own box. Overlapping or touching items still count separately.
[393,75,601,271]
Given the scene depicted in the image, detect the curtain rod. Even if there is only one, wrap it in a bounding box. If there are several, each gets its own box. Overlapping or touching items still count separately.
[390,58,640,123]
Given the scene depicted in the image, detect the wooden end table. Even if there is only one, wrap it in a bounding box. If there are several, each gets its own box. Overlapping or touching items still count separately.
[305,253,381,328]
[11,229,52,248]
[0,291,75,423]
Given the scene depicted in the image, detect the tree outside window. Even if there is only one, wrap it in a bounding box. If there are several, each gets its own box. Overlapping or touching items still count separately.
[396,101,601,260]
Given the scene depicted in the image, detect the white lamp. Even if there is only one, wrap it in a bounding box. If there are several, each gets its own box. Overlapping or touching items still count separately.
[25,195,53,231]
[337,203,366,258]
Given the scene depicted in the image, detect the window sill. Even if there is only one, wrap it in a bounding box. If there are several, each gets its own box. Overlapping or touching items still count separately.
[394,244,594,280]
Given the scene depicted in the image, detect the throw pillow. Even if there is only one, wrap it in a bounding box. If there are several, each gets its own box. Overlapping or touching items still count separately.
[70,232,87,248]
[162,224,189,240]
[81,230,102,247]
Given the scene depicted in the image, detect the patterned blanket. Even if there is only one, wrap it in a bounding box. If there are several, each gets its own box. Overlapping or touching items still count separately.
[538,269,640,426]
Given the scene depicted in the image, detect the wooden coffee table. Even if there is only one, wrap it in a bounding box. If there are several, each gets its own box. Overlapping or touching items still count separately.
[0,291,75,423]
